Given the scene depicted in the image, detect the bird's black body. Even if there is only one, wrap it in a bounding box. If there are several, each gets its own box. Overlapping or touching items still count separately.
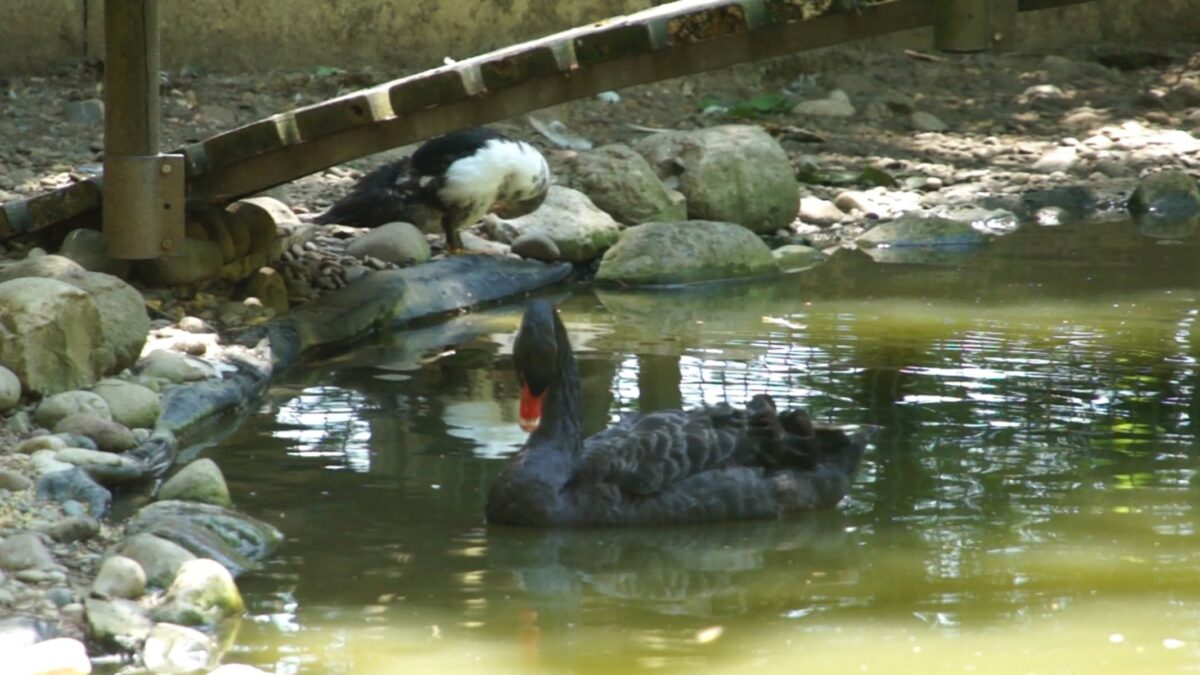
[486,301,868,527]
[315,127,550,250]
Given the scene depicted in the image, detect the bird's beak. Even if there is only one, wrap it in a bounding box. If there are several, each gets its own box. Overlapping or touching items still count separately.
[519,384,543,433]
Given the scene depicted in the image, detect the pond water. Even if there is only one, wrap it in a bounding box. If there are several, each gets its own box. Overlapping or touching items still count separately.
[211,218,1200,674]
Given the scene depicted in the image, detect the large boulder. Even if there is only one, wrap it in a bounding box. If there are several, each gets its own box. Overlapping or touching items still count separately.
[1128,169,1200,217]
[0,255,149,382]
[634,125,799,234]
[555,144,687,225]
[484,186,621,262]
[127,500,283,577]
[151,559,244,626]
[0,278,104,395]
[596,220,779,286]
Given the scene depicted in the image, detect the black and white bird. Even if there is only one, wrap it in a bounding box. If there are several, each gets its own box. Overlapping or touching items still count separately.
[314,127,551,251]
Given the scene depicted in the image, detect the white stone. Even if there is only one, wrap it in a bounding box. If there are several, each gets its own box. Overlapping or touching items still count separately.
[93,555,147,600]
[141,622,213,674]
[11,637,92,675]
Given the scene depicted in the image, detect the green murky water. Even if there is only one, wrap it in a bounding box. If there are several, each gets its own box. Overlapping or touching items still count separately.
[211,219,1200,674]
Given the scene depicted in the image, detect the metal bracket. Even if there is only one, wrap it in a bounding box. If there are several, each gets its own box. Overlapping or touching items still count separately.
[102,153,185,259]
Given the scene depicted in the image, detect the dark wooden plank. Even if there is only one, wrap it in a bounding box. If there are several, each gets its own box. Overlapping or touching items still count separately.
[293,90,393,140]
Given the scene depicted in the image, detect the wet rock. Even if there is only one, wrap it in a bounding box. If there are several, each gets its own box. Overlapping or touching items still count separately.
[0,364,21,412]
[857,214,987,249]
[142,622,215,673]
[64,98,104,125]
[483,186,620,262]
[596,220,778,286]
[1128,169,1200,216]
[792,89,855,117]
[0,532,56,571]
[910,111,949,132]
[510,232,561,262]
[136,238,224,286]
[39,517,100,543]
[158,458,232,507]
[86,597,153,650]
[127,501,283,576]
[0,468,31,491]
[53,414,137,453]
[35,468,112,517]
[635,125,799,234]
[93,555,147,600]
[151,559,244,626]
[10,637,91,675]
[118,534,197,589]
[35,390,112,428]
[555,143,687,225]
[59,227,131,277]
[243,267,289,315]
[797,196,845,225]
[0,255,149,377]
[55,448,150,484]
[1032,146,1079,174]
[137,350,213,383]
[0,278,106,395]
[90,379,161,429]
[772,244,825,272]
[345,222,431,266]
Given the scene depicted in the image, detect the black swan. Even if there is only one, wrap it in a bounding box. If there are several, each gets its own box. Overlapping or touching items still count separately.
[315,127,550,250]
[486,300,869,527]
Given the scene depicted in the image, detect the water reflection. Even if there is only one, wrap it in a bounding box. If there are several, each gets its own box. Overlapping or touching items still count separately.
[210,218,1200,673]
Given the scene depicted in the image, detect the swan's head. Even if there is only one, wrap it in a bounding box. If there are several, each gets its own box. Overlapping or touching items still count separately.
[513,300,562,432]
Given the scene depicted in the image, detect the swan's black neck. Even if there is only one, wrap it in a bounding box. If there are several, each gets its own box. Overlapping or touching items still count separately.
[527,314,582,452]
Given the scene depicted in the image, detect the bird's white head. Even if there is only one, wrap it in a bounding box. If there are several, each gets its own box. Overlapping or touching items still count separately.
[493,139,551,218]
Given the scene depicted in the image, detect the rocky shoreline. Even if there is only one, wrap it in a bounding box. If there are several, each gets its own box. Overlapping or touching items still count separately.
[4,41,1200,673]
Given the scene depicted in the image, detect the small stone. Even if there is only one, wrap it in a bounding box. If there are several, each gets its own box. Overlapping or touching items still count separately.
[345,222,431,266]
[244,267,289,314]
[0,468,31,491]
[55,447,150,484]
[792,90,855,117]
[199,104,237,126]
[53,414,137,453]
[0,365,21,412]
[1032,146,1079,174]
[90,379,161,429]
[142,622,215,674]
[65,98,104,125]
[34,390,112,429]
[36,468,112,516]
[118,533,196,588]
[93,555,147,600]
[137,350,212,383]
[0,533,57,572]
[86,597,153,650]
[40,517,100,543]
[797,196,845,225]
[31,450,74,475]
[510,233,560,262]
[60,500,88,519]
[772,244,825,272]
[910,111,949,132]
[10,637,91,675]
[16,436,67,455]
[158,458,232,507]
[45,586,73,607]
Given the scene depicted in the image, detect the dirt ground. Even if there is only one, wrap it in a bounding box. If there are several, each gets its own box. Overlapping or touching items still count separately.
[2,39,1199,282]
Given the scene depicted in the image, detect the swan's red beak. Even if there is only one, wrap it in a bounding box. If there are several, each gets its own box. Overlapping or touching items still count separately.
[519,384,543,432]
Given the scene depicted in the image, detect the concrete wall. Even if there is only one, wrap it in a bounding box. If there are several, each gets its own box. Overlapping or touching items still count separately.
[2,1,1199,76]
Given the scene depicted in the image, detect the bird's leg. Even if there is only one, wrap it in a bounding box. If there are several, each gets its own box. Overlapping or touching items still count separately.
[441,211,465,254]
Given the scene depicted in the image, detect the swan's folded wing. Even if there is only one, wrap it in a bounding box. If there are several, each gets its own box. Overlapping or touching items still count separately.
[575,409,744,496]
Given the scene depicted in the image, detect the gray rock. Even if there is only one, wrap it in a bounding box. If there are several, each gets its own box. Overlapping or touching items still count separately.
[910,111,949,132]
[54,432,98,451]
[6,410,32,435]
[137,350,213,383]
[792,90,855,117]
[53,414,137,453]
[635,126,799,234]
[510,232,561,262]
[1128,169,1200,216]
[10,637,91,675]
[35,468,112,516]
[0,255,149,379]
[61,500,88,518]
[55,447,151,484]
[16,435,69,455]
[483,186,620,262]
[93,555,147,600]
[135,238,224,286]
[772,244,826,272]
[142,622,215,674]
[459,231,511,256]
[1032,146,1079,174]
[58,228,131,277]
[857,214,987,248]
[345,222,431,266]
[127,500,283,576]
[34,390,112,428]
[46,586,73,607]
[85,597,153,650]
[0,532,56,571]
[152,558,244,626]
[0,468,31,491]
[158,458,232,507]
[31,450,74,476]
[0,365,20,412]
[90,378,162,429]
[797,196,845,225]
[39,517,100,543]
[596,220,779,286]
[118,533,197,589]
[0,278,106,395]
[556,143,687,225]
[65,98,104,125]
